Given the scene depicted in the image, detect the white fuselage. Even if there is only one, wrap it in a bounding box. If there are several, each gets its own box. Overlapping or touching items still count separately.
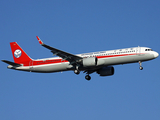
[8,47,159,73]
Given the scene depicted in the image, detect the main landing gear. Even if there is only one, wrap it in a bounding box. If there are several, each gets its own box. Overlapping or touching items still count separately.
[74,66,80,75]
[84,70,93,81]
[139,61,143,70]
[74,69,80,75]
[74,66,92,80]
[85,75,91,81]
[74,70,91,80]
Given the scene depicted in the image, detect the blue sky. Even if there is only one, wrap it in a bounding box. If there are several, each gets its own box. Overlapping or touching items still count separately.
[0,0,160,120]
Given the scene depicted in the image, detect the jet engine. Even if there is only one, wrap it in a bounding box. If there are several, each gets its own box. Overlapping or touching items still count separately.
[97,66,114,76]
[82,57,97,67]
[82,57,105,67]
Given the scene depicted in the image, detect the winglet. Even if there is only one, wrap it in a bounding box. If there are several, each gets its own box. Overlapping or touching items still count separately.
[36,36,43,45]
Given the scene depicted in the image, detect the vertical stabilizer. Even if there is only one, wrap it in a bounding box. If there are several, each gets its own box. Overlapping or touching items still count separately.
[10,42,32,64]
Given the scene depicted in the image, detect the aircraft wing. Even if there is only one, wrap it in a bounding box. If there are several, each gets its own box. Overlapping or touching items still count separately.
[36,36,82,65]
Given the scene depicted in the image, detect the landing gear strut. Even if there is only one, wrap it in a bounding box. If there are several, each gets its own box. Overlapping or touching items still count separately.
[139,61,143,70]
[85,75,91,80]
[74,65,80,75]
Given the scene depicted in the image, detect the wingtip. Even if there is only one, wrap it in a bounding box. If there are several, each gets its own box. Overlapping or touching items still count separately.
[36,36,43,45]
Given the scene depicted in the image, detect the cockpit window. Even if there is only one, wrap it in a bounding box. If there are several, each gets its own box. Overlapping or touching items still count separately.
[145,49,153,51]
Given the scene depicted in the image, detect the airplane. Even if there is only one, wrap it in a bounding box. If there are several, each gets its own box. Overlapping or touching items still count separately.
[2,36,159,80]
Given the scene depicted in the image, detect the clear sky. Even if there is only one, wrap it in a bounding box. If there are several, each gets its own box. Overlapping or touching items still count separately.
[0,0,160,120]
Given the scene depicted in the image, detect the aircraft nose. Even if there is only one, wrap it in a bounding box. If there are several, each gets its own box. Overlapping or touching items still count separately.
[154,52,159,58]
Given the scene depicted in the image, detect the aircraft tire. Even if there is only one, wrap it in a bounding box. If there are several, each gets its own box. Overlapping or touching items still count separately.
[85,75,91,80]
[74,70,80,75]
[140,66,143,70]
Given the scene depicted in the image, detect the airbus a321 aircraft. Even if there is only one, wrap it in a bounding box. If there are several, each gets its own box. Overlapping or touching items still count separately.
[2,36,159,80]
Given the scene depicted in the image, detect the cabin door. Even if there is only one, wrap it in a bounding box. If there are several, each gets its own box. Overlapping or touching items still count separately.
[136,46,141,55]
[29,60,33,71]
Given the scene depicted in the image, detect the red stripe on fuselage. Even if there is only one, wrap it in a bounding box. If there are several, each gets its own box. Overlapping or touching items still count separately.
[22,53,140,67]
[96,53,137,59]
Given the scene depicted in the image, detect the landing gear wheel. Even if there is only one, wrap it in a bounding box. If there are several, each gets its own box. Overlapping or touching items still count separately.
[140,66,143,70]
[74,70,80,75]
[85,75,91,81]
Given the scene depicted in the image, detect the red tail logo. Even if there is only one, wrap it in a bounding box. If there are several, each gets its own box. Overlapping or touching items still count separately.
[10,42,32,64]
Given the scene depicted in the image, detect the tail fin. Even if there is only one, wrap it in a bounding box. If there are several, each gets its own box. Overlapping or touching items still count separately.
[10,42,32,64]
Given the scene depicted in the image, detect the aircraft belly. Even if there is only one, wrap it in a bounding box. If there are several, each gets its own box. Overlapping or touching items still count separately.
[32,63,69,73]
[13,66,30,71]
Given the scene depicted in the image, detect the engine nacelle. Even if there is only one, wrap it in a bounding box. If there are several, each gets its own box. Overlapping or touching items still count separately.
[83,57,97,67]
[97,66,114,76]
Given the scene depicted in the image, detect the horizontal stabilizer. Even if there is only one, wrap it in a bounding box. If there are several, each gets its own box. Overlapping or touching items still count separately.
[1,60,22,67]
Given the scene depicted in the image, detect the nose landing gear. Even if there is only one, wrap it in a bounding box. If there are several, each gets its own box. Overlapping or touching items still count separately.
[139,61,143,70]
